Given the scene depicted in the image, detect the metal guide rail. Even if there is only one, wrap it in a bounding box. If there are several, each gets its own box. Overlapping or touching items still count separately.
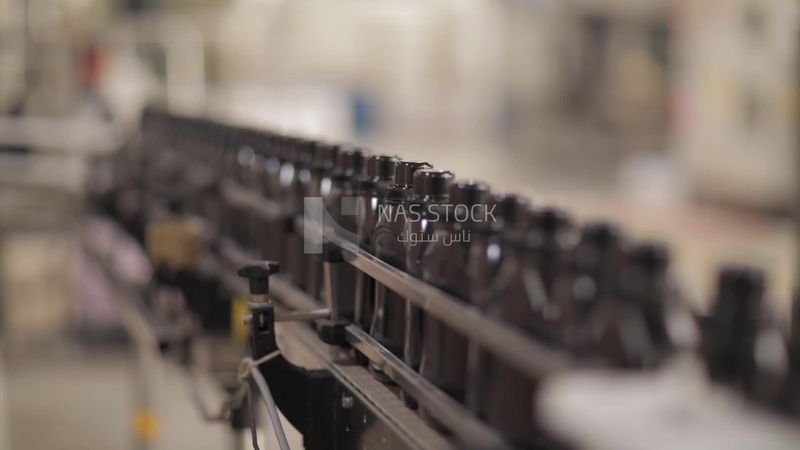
[218,238,509,449]
[88,108,800,450]
[221,180,573,379]
[223,264,465,450]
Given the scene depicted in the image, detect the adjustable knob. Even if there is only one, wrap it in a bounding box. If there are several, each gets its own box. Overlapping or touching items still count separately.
[237,261,280,296]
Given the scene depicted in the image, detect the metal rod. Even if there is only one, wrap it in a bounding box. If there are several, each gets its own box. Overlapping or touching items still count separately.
[219,203,573,379]
[322,261,340,320]
[250,364,291,450]
[220,240,503,448]
[220,244,504,445]
[222,181,285,221]
[275,308,330,322]
[345,326,509,449]
[333,238,573,379]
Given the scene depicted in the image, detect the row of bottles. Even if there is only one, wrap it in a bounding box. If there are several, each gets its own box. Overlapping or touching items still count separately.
[92,109,800,448]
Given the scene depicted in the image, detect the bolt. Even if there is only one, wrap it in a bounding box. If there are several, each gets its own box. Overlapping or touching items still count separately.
[341,393,354,409]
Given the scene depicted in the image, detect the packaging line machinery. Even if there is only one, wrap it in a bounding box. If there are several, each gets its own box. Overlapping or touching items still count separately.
[86,108,800,450]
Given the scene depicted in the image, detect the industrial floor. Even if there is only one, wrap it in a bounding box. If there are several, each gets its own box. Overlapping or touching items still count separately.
[0,341,301,450]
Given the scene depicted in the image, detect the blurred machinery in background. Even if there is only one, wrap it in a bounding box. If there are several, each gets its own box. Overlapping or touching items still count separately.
[0,153,84,348]
[674,0,799,210]
[559,0,670,143]
[3,0,793,204]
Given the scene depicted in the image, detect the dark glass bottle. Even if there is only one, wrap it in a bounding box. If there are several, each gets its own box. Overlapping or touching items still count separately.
[322,147,368,317]
[556,222,625,355]
[464,193,529,414]
[305,143,340,299]
[259,134,286,262]
[232,137,257,250]
[370,160,432,381]
[262,134,284,200]
[180,118,215,221]
[242,130,268,253]
[327,147,368,236]
[702,266,789,405]
[197,123,232,245]
[592,242,681,369]
[354,155,398,328]
[403,169,454,381]
[219,128,247,246]
[788,293,800,416]
[242,130,270,254]
[468,194,530,310]
[479,206,572,447]
[419,179,490,408]
[279,137,313,289]
[526,208,574,342]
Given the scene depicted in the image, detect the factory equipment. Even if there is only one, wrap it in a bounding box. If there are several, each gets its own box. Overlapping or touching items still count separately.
[86,108,800,450]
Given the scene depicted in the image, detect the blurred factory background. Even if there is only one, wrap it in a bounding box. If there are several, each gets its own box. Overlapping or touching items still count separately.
[0,0,798,449]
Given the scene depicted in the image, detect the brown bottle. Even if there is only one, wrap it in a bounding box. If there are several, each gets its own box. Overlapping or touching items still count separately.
[465,194,529,414]
[371,160,431,381]
[556,222,625,356]
[258,134,286,262]
[480,206,572,447]
[419,180,490,409]
[279,137,313,290]
[323,147,368,321]
[354,155,398,328]
[702,266,789,406]
[402,169,454,407]
[788,293,800,415]
[593,243,675,368]
[304,143,340,299]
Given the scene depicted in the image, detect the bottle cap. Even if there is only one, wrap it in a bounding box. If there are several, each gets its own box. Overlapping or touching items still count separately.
[366,155,398,181]
[530,207,571,236]
[413,169,455,201]
[715,265,765,317]
[581,221,621,248]
[310,142,339,171]
[278,135,296,162]
[450,180,490,207]
[628,242,670,276]
[336,148,368,177]
[575,221,623,270]
[394,161,432,186]
[490,194,530,232]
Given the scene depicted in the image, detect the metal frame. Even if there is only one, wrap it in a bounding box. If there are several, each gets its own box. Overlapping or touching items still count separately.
[221,181,574,380]
[220,239,510,449]
[217,180,583,448]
